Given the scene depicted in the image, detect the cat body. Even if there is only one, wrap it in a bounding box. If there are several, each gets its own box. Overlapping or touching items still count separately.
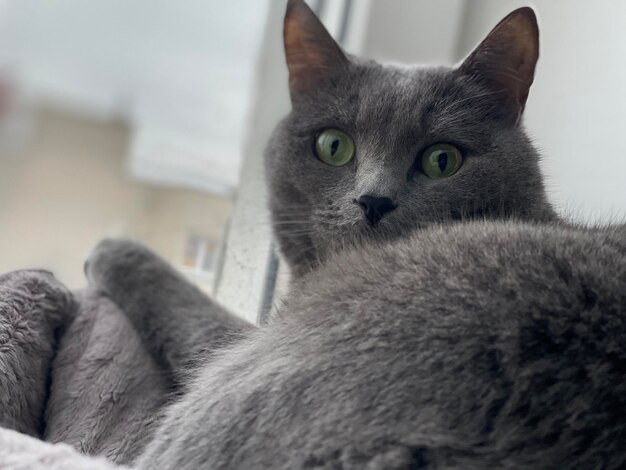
[88,222,626,469]
[120,4,624,467]
[2,1,625,469]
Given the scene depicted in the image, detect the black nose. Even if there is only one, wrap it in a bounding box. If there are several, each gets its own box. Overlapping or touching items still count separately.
[356,195,397,226]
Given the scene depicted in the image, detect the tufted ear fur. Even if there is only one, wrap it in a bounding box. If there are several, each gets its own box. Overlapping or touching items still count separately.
[283,0,349,99]
[460,7,539,123]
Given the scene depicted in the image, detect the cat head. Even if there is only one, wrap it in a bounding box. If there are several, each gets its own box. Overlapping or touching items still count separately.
[265,0,555,277]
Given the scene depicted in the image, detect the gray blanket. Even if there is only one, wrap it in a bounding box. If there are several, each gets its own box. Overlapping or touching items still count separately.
[0,269,165,467]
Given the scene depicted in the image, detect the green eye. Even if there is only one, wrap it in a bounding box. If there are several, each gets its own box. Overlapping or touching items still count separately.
[315,129,355,166]
[421,143,463,179]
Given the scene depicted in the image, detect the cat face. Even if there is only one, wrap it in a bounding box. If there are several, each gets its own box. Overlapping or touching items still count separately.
[265,0,555,276]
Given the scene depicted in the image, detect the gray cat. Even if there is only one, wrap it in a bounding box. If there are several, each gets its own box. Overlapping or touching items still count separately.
[268,1,554,277]
[2,1,625,468]
[89,221,626,469]
[83,1,625,469]
[83,0,555,398]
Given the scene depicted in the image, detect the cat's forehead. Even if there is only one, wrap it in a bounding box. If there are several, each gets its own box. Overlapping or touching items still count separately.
[290,59,495,149]
[357,62,450,97]
[337,62,490,146]
[353,63,453,121]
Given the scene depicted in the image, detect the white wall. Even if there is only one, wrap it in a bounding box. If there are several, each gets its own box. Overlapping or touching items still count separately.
[0,108,232,289]
[360,0,466,65]
[214,0,290,323]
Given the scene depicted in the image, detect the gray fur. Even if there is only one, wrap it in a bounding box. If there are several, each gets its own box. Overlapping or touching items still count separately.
[266,65,556,275]
[0,270,75,437]
[135,221,626,469]
[0,240,251,463]
[44,289,170,465]
[84,239,254,381]
[126,4,625,468]
[267,3,554,277]
[40,242,253,464]
[2,2,625,469]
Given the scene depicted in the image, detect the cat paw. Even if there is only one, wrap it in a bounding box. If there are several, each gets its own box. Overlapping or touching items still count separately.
[84,238,165,294]
[85,238,140,284]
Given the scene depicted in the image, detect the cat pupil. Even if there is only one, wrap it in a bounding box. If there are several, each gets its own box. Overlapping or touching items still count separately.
[330,138,340,155]
[438,152,448,172]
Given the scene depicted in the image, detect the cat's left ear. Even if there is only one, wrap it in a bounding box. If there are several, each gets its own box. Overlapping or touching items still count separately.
[284,0,349,99]
[459,7,539,123]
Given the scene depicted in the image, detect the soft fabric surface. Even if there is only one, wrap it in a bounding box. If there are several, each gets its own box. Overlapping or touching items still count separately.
[0,270,76,437]
[0,427,125,470]
[0,269,169,466]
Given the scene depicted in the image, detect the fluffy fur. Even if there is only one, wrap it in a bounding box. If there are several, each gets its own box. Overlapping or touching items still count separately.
[267,2,554,277]
[44,289,170,464]
[1,2,625,469]
[0,270,75,437]
[84,239,254,382]
[115,221,625,469]
[123,4,624,468]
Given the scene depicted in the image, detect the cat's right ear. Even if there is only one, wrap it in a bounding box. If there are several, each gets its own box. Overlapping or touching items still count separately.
[284,0,349,99]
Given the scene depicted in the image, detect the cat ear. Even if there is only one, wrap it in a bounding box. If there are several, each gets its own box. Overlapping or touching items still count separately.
[284,0,349,97]
[459,7,539,122]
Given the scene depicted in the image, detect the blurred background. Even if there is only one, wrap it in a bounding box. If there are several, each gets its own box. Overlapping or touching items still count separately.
[0,0,625,323]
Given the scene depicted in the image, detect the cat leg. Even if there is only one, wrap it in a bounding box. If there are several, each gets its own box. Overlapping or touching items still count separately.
[84,239,254,381]
[0,269,76,437]
[45,288,170,465]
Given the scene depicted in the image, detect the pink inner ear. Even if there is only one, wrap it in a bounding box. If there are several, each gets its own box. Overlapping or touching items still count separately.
[283,0,347,95]
[284,22,328,93]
